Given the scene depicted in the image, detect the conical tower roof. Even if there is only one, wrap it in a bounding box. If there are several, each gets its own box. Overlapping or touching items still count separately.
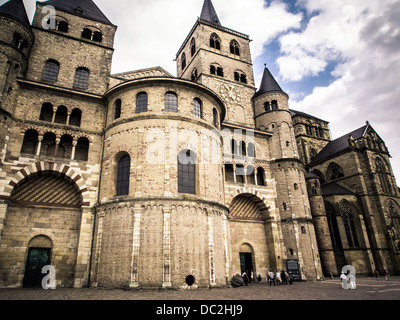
[0,0,31,28]
[41,0,114,26]
[200,0,221,25]
[253,65,283,98]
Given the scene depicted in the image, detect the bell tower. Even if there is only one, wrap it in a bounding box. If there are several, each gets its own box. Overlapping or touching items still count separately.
[176,0,256,127]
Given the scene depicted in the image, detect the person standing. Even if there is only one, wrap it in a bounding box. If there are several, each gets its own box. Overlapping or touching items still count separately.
[281,270,287,285]
[340,272,349,289]
[242,271,249,286]
[268,270,275,286]
[374,269,379,281]
[276,271,281,285]
[384,269,390,281]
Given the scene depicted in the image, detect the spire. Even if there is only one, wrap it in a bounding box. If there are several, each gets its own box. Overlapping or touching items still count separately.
[253,64,283,98]
[0,0,31,28]
[200,0,221,25]
[41,0,114,26]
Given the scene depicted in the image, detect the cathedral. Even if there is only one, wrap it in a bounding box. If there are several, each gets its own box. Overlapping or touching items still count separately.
[0,0,399,289]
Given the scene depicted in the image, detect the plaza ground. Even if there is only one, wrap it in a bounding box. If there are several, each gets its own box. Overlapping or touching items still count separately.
[0,276,399,300]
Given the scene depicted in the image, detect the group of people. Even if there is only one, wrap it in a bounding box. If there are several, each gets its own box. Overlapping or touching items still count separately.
[267,270,292,286]
[231,269,293,287]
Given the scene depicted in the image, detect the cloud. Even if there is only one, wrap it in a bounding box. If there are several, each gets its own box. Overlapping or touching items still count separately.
[286,0,400,179]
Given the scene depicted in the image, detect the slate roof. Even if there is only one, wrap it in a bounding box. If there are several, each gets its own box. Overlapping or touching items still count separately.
[41,0,114,26]
[253,65,283,99]
[200,0,221,25]
[310,125,368,164]
[322,182,355,196]
[289,109,329,123]
[0,0,31,28]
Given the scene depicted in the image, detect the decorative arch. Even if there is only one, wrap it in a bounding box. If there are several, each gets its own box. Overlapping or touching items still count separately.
[4,163,90,206]
[228,192,270,221]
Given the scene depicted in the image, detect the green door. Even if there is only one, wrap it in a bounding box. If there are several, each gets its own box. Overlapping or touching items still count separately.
[23,248,51,288]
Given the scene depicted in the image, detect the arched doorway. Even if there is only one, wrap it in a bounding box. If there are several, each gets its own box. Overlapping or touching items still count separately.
[23,236,53,288]
[229,193,276,279]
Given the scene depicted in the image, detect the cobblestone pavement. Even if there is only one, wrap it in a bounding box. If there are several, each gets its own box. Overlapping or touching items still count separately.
[0,276,400,300]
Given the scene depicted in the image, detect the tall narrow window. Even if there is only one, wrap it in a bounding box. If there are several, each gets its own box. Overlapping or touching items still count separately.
[193,98,202,119]
[42,60,60,83]
[210,33,221,50]
[376,157,392,194]
[165,92,177,112]
[247,143,255,157]
[81,28,92,40]
[136,92,148,113]
[210,65,216,75]
[257,167,265,186]
[325,201,342,249]
[190,38,196,57]
[73,67,89,90]
[217,67,224,77]
[264,102,270,112]
[230,40,240,56]
[114,99,121,119]
[181,52,186,70]
[213,108,218,127]
[271,100,278,110]
[116,154,130,196]
[340,201,359,247]
[225,164,234,182]
[178,150,197,195]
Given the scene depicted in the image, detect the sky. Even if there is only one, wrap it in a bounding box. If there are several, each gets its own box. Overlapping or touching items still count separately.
[3,0,400,181]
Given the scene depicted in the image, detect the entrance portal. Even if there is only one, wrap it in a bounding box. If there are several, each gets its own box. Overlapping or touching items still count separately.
[240,252,253,275]
[23,248,51,288]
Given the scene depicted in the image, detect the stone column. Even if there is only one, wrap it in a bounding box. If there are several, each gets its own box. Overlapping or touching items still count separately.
[73,206,94,288]
[36,134,43,156]
[162,206,172,288]
[71,139,77,160]
[129,206,142,287]
[207,211,216,286]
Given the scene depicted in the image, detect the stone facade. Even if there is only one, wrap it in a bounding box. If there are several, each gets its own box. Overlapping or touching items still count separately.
[0,0,398,289]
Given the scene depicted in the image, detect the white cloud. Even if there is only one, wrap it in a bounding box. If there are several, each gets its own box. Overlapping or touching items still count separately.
[287,0,400,179]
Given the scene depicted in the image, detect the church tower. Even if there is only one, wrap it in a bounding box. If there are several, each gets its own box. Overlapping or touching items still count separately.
[0,0,34,115]
[253,65,323,280]
[176,0,256,126]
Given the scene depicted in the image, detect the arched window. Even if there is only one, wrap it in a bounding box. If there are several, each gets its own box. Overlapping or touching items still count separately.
[21,130,38,155]
[57,20,69,32]
[73,67,89,90]
[54,105,68,124]
[271,100,278,110]
[191,69,198,82]
[213,108,218,127]
[301,226,306,234]
[257,167,265,186]
[69,108,82,127]
[58,134,73,158]
[92,31,102,42]
[116,154,130,196]
[325,201,342,249]
[376,157,392,194]
[327,163,344,181]
[42,60,60,83]
[165,92,177,112]
[240,74,247,84]
[264,102,270,112]
[181,52,186,70]
[190,38,196,57]
[282,202,287,210]
[178,150,197,195]
[388,200,400,245]
[210,33,221,50]
[75,137,89,161]
[230,40,240,56]
[81,28,92,40]
[210,65,216,75]
[136,92,148,113]
[217,67,224,77]
[40,132,57,157]
[193,98,202,119]
[340,201,359,247]
[39,103,54,122]
[114,99,121,119]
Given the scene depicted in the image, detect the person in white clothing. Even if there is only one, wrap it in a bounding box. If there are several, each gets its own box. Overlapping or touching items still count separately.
[340,272,349,289]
